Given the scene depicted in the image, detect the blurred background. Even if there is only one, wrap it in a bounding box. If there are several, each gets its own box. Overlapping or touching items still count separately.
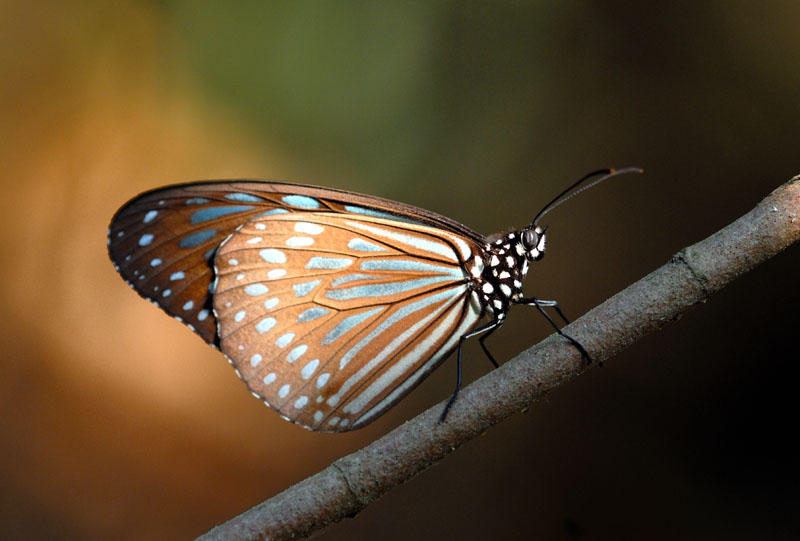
[1,1,799,539]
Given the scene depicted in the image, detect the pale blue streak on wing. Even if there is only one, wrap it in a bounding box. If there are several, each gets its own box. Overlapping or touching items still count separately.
[281,195,320,208]
[306,257,352,270]
[330,273,387,287]
[321,307,385,345]
[224,193,265,202]
[293,278,323,297]
[179,229,217,248]
[343,205,424,225]
[258,208,289,217]
[347,238,386,252]
[297,307,330,322]
[326,275,458,301]
[360,259,465,278]
[185,197,210,205]
[191,205,255,224]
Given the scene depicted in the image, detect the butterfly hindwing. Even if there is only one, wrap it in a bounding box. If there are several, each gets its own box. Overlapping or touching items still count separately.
[212,212,484,431]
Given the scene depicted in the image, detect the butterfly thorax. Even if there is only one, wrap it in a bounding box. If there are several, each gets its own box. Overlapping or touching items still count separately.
[470,226,546,321]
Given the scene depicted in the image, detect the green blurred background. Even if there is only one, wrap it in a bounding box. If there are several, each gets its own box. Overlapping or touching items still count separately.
[1,1,799,539]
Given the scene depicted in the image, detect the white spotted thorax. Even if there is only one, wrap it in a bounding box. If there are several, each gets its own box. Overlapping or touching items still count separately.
[470,225,546,321]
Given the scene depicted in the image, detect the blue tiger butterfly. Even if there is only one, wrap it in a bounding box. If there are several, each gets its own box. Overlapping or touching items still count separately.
[107,168,640,431]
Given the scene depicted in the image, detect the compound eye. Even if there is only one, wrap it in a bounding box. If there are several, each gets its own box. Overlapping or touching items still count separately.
[522,229,539,250]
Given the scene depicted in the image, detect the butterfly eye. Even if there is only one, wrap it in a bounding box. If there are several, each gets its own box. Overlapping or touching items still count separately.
[522,229,538,248]
[522,228,545,260]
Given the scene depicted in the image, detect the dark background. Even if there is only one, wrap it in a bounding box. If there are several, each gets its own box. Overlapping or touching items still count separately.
[1,2,798,539]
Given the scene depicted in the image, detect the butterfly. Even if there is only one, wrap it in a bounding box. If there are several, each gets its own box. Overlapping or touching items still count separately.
[107,168,640,432]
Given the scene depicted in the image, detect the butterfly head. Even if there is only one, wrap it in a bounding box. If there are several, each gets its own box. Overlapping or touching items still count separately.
[521,225,547,262]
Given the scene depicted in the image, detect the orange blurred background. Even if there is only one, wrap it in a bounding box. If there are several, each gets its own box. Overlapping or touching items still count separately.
[2,2,799,539]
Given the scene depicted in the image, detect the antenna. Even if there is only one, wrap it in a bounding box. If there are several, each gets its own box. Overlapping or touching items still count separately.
[531,167,644,226]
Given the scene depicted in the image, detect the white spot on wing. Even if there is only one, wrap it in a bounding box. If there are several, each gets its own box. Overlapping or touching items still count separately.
[276,333,294,348]
[295,222,324,235]
[287,345,307,363]
[286,236,314,247]
[294,396,308,409]
[255,317,276,334]
[244,283,269,296]
[301,359,320,379]
[259,249,286,264]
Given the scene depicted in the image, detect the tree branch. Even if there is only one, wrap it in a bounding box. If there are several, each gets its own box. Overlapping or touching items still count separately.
[198,175,800,541]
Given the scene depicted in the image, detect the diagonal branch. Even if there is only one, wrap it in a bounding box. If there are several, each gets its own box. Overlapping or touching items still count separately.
[198,175,800,541]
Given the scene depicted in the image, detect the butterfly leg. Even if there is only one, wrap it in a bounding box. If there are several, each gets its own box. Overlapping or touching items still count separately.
[439,319,503,424]
[519,297,594,364]
[479,326,501,369]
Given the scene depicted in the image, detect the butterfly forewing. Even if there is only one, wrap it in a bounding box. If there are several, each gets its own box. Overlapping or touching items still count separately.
[213,213,483,431]
[107,181,481,346]
[108,184,291,343]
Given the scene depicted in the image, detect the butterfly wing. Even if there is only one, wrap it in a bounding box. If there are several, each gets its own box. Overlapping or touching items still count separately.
[108,181,484,346]
[212,212,484,431]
